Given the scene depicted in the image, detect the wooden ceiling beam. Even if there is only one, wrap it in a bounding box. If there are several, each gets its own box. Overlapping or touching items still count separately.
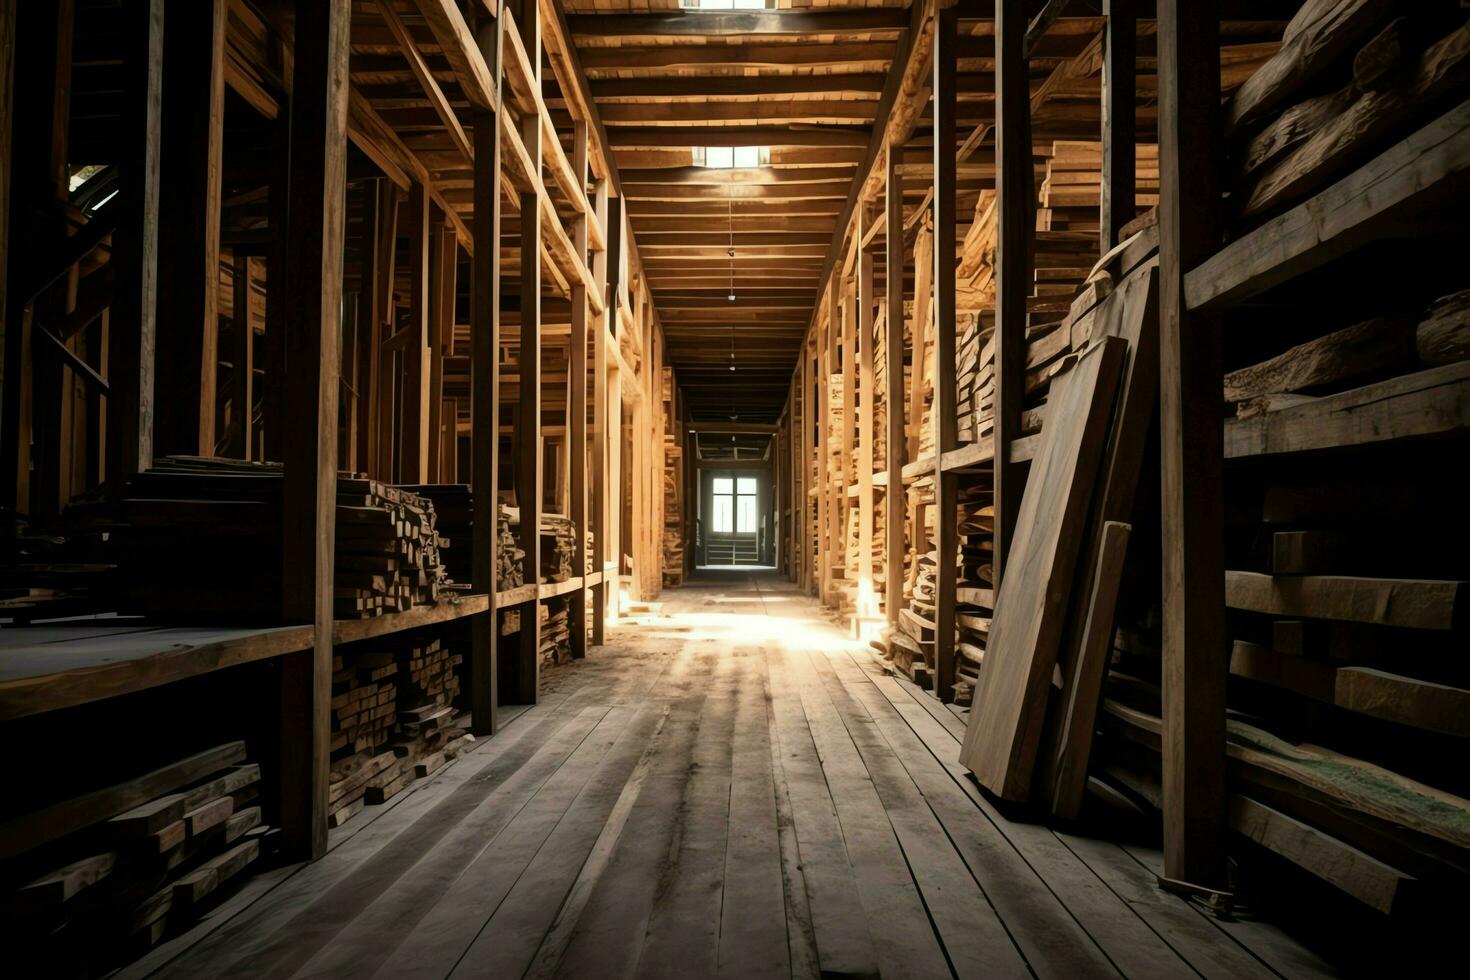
[621,166,855,186]
[623,181,853,202]
[587,75,888,101]
[567,10,909,38]
[579,43,895,72]
[597,101,879,125]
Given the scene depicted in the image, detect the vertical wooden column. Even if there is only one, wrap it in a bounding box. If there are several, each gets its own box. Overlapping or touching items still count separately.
[840,258,856,607]
[427,221,455,481]
[401,182,430,483]
[514,0,543,704]
[991,0,1032,587]
[372,184,401,480]
[569,121,590,658]
[1157,0,1226,888]
[0,0,14,505]
[262,112,290,465]
[227,252,254,459]
[591,188,614,643]
[154,0,225,459]
[469,3,502,736]
[355,182,391,475]
[106,0,163,485]
[883,144,906,629]
[1101,0,1136,250]
[932,4,959,702]
[277,0,349,862]
[856,207,876,617]
[815,298,831,604]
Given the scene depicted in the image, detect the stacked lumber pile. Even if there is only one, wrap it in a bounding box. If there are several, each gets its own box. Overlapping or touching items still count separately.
[539,599,571,666]
[400,484,472,584]
[872,308,888,471]
[0,743,275,972]
[503,510,576,584]
[497,503,524,589]
[956,313,994,444]
[1226,2,1470,224]
[328,637,468,828]
[104,457,458,622]
[1038,141,1159,232]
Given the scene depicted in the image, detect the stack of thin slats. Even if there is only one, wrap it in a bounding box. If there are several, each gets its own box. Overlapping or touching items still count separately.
[1,743,274,972]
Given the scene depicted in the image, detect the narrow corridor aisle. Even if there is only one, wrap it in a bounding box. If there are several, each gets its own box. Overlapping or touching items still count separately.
[134,570,1333,980]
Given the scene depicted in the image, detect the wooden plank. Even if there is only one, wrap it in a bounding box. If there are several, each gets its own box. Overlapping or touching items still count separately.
[1224,361,1470,458]
[856,206,876,618]
[154,0,224,458]
[960,338,1126,800]
[0,742,245,861]
[469,1,501,736]
[1229,795,1417,916]
[1334,667,1470,737]
[1052,521,1132,820]
[992,0,1030,584]
[1225,570,1466,631]
[277,0,349,862]
[226,254,254,459]
[569,120,590,661]
[106,0,163,481]
[1157,0,1226,888]
[566,10,907,38]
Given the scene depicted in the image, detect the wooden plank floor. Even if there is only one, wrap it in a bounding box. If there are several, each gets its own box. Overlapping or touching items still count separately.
[131,569,1339,980]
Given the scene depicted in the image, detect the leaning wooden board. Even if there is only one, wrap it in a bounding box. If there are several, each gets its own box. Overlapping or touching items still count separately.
[960,337,1126,800]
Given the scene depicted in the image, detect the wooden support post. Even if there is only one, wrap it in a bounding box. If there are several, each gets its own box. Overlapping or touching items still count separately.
[884,143,906,629]
[469,4,501,735]
[154,0,224,459]
[592,188,614,643]
[372,183,401,481]
[402,182,430,483]
[262,112,289,465]
[226,252,254,459]
[839,251,856,607]
[3,0,72,514]
[569,120,590,658]
[856,206,876,618]
[106,0,162,485]
[0,0,13,507]
[277,0,348,863]
[427,219,455,481]
[1101,0,1136,251]
[816,295,831,604]
[1158,0,1226,888]
[514,0,543,704]
[932,4,959,702]
[992,0,1032,587]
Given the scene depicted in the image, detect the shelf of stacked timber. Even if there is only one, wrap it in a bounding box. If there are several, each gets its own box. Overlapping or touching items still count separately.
[327,636,469,830]
[0,742,277,972]
[1082,1,1470,917]
[91,457,463,622]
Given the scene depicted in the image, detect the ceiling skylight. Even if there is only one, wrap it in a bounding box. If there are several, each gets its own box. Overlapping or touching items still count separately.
[693,146,771,169]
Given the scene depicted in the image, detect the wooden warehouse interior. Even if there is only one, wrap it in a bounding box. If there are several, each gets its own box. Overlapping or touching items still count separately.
[1,0,1468,976]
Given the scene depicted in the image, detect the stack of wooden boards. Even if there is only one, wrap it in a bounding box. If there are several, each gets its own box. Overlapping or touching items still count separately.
[497,503,525,590]
[955,313,993,444]
[328,637,467,829]
[0,742,274,972]
[1224,0,1470,224]
[400,484,472,584]
[503,509,577,584]
[1038,141,1160,231]
[539,599,572,666]
[960,243,1161,819]
[104,456,458,622]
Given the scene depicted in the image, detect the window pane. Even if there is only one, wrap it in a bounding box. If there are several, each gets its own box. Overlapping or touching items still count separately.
[706,146,733,168]
[712,477,733,495]
[737,477,758,495]
[714,497,733,533]
[733,145,758,168]
[737,497,758,533]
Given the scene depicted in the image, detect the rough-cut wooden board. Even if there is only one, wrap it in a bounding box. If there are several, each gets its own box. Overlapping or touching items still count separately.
[1239,85,1356,178]
[1051,521,1132,820]
[12,852,117,911]
[1225,570,1466,630]
[1224,360,1470,457]
[1229,796,1417,915]
[960,337,1126,800]
[1417,288,1470,365]
[1223,316,1413,404]
[0,742,246,860]
[1230,640,1337,702]
[1226,0,1395,132]
[1335,667,1470,737]
[1243,19,1470,216]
